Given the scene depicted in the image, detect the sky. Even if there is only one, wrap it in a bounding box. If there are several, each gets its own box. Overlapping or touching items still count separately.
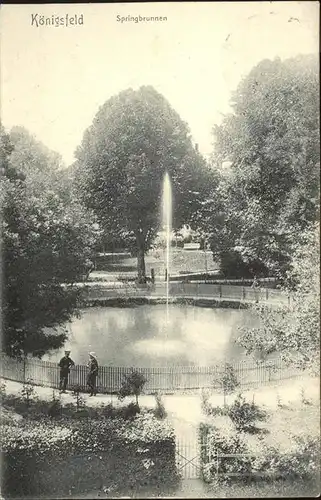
[1,2,319,166]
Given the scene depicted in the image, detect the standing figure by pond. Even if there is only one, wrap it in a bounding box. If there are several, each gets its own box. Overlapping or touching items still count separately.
[58,350,75,393]
[87,352,99,396]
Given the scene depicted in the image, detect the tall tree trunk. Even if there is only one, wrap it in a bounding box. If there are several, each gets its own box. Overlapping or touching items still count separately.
[136,232,146,283]
[137,246,146,284]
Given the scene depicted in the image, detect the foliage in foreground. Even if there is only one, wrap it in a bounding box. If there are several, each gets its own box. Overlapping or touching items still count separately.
[236,225,320,370]
[199,422,320,484]
[200,422,252,483]
[1,124,99,359]
[1,388,168,424]
[1,400,177,498]
[201,392,267,434]
[228,394,267,433]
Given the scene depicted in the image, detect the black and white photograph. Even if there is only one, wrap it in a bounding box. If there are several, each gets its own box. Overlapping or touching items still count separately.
[0,1,320,498]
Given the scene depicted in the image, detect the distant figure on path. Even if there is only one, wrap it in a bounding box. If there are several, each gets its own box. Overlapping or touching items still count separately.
[58,350,75,393]
[252,275,259,303]
[251,275,259,289]
[87,352,99,396]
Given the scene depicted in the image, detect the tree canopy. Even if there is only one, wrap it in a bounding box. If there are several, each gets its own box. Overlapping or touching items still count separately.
[1,124,98,358]
[208,54,319,278]
[205,54,320,369]
[236,224,320,370]
[75,85,212,281]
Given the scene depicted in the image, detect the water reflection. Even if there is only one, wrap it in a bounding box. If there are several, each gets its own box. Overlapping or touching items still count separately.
[45,305,258,367]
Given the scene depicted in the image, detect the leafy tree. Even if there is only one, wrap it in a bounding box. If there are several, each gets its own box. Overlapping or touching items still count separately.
[75,85,211,282]
[1,125,98,359]
[118,369,147,407]
[20,380,36,408]
[208,55,319,278]
[236,224,320,370]
[214,362,240,406]
[8,126,64,196]
[236,303,289,361]
[227,394,267,433]
[283,224,320,369]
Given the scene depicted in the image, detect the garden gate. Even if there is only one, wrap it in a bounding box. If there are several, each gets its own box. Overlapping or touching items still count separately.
[175,435,207,480]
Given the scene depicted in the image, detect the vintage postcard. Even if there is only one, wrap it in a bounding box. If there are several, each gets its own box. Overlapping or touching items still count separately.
[1,2,320,498]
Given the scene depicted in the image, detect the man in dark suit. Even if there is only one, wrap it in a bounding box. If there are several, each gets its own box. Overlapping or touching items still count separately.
[58,350,75,393]
[87,352,99,396]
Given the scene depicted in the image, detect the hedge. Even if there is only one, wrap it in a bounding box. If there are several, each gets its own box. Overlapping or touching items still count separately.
[1,413,179,498]
[86,296,250,310]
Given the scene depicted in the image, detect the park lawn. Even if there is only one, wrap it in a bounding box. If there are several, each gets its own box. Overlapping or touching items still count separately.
[205,476,320,498]
[64,477,320,498]
[93,249,217,277]
[210,397,320,456]
[260,401,320,452]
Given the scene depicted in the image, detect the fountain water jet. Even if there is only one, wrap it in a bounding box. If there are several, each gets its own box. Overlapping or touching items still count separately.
[162,172,172,325]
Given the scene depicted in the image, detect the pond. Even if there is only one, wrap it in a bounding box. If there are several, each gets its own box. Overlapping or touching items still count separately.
[45,304,258,367]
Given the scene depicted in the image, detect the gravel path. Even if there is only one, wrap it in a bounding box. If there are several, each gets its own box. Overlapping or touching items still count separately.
[2,374,319,417]
[2,375,319,498]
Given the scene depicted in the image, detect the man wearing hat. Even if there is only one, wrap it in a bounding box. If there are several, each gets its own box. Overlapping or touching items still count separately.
[58,350,75,393]
[87,352,99,396]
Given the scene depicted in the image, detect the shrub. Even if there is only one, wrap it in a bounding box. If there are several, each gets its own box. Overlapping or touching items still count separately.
[20,379,36,407]
[118,370,147,407]
[200,390,227,417]
[0,407,24,427]
[1,420,75,453]
[199,424,320,486]
[199,422,252,483]
[98,402,114,418]
[1,391,40,417]
[47,390,62,418]
[72,385,86,411]
[2,411,178,498]
[200,389,211,416]
[227,394,267,433]
[122,402,141,420]
[98,402,148,421]
[213,363,240,406]
[0,379,7,401]
[154,393,167,420]
[252,436,320,480]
